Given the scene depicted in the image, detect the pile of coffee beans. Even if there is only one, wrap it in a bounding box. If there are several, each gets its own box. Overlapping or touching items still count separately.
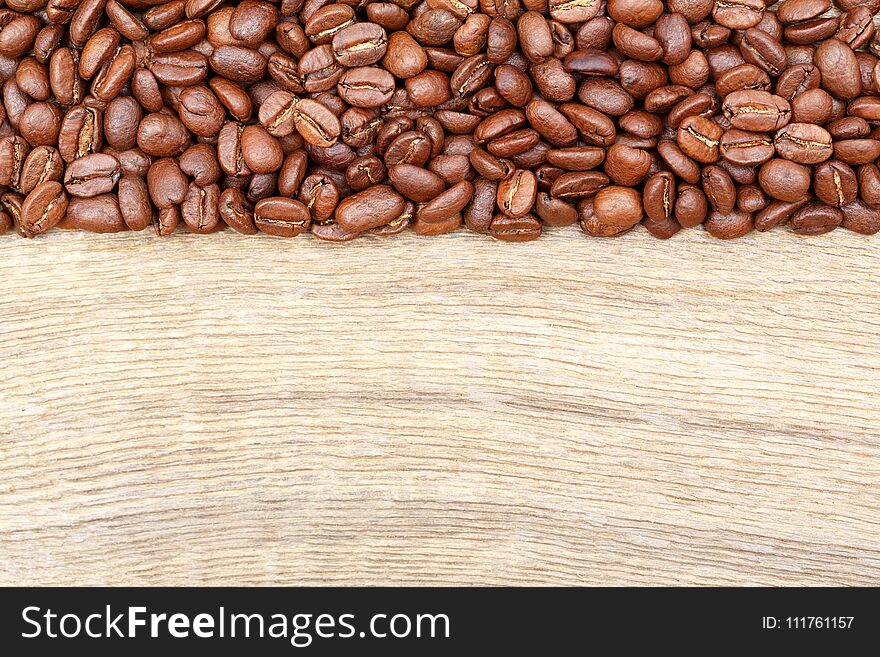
[2,0,880,240]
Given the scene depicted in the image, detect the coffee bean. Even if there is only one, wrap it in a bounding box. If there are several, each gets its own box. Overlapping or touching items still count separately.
[335,184,405,232]
[774,122,832,164]
[759,158,812,202]
[705,209,754,239]
[790,203,843,235]
[589,185,643,236]
[723,90,791,132]
[842,199,880,235]
[21,181,68,235]
[64,152,121,197]
[677,115,723,163]
[675,183,708,227]
[67,194,127,233]
[815,38,861,100]
[254,197,310,237]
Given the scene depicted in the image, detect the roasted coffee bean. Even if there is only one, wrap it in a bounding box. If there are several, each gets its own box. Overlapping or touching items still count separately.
[705,209,754,239]
[389,163,446,202]
[675,183,708,228]
[759,158,812,202]
[720,129,774,166]
[774,123,832,164]
[489,213,542,241]
[254,197,310,237]
[21,181,68,236]
[117,174,152,231]
[702,165,736,214]
[181,182,220,233]
[604,143,651,186]
[335,184,405,232]
[19,146,64,195]
[219,187,257,235]
[815,38,861,100]
[677,115,723,163]
[64,153,121,197]
[643,171,676,223]
[723,90,791,132]
[737,184,768,214]
[790,203,842,235]
[754,197,809,231]
[858,163,880,207]
[0,0,877,242]
[147,157,188,208]
[496,170,536,218]
[842,199,880,234]
[585,185,643,237]
[137,112,191,157]
[67,194,127,233]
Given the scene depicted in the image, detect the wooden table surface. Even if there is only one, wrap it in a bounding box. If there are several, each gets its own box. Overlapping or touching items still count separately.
[1,227,878,586]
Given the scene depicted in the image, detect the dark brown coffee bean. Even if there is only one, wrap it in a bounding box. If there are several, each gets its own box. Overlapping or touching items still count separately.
[754,198,809,231]
[607,0,663,30]
[332,22,388,68]
[21,181,67,236]
[338,66,395,107]
[463,177,497,232]
[68,194,127,233]
[842,199,880,234]
[147,157,188,209]
[489,213,542,241]
[216,121,250,177]
[657,140,701,184]
[701,165,736,214]
[858,163,880,207]
[715,64,771,97]
[545,147,604,172]
[241,124,283,174]
[712,0,764,31]
[720,128,774,166]
[833,138,880,165]
[335,184,405,232]
[773,123,832,164]
[736,185,768,214]
[19,146,64,195]
[137,112,191,157]
[154,205,179,236]
[643,171,676,223]
[604,143,651,186]
[496,170,536,217]
[677,115,723,163]
[790,203,842,235]
[837,8,875,51]
[534,192,577,227]
[181,182,220,233]
[585,185,643,236]
[219,187,257,234]
[311,221,362,241]
[815,38,861,100]
[297,174,339,223]
[759,158,811,202]
[675,183,708,228]
[723,90,791,132]
[389,163,446,202]
[525,98,577,146]
[19,102,63,148]
[705,209,754,239]
[254,197,310,237]
[117,174,152,231]
[64,153,121,197]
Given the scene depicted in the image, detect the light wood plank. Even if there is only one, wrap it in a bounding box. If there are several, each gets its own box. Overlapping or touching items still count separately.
[1,227,878,585]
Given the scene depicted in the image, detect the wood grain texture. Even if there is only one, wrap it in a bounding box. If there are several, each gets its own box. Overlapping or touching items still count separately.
[1,227,879,586]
